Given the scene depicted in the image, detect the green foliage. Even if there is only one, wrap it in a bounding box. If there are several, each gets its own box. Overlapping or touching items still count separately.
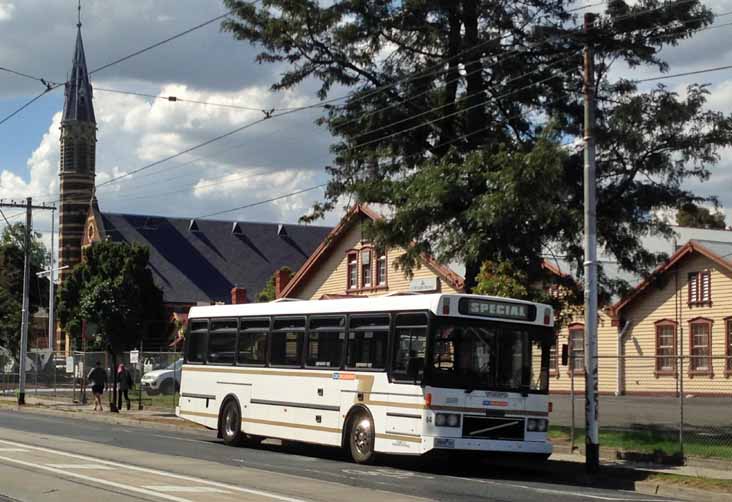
[223,0,732,301]
[256,267,292,303]
[676,202,726,229]
[0,224,48,358]
[473,261,529,299]
[56,241,165,354]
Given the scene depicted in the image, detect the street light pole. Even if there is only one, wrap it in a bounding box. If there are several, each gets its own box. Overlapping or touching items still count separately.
[48,208,55,352]
[583,12,600,473]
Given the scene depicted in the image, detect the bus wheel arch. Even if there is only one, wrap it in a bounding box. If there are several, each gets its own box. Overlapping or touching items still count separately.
[218,394,244,446]
[343,405,376,464]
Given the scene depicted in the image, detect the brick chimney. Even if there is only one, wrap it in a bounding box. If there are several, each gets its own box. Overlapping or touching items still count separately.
[275,269,292,298]
[231,287,248,304]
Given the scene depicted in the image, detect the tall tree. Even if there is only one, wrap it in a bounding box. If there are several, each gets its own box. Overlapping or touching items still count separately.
[676,202,726,229]
[223,0,732,297]
[56,241,165,354]
[0,224,48,358]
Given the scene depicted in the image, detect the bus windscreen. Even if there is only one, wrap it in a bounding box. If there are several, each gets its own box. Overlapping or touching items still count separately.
[428,320,550,393]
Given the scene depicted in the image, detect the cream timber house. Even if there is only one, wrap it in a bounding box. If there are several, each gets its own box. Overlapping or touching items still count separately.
[551,238,732,397]
[278,205,465,299]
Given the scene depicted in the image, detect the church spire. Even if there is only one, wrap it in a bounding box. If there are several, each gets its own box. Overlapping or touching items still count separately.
[62,3,95,124]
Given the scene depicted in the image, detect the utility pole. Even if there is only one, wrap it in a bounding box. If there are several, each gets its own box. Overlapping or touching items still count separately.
[583,12,600,474]
[48,208,55,351]
[18,198,32,406]
[0,198,56,405]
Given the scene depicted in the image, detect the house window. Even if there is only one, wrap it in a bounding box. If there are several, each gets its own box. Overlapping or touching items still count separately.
[376,251,387,286]
[347,252,358,290]
[361,249,372,287]
[568,325,584,374]
[726,319,732,376]
[688,270,711,306]
[549,339,558,376]
[689,318,713,376]
[655,320,677,376]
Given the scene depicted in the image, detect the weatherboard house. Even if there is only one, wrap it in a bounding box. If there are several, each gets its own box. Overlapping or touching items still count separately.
[54,16,331,352]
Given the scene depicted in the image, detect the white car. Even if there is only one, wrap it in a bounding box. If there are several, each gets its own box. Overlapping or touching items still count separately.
[141,358,182,395]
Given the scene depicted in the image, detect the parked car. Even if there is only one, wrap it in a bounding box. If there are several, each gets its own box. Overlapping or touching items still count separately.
[141,358,182,395]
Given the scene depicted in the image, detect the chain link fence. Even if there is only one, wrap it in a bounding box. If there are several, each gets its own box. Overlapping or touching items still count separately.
[0,349,182,414]
[551,354,732,465]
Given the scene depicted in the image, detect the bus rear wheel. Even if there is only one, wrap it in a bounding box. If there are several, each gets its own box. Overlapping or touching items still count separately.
[221,400,244,446]
[348,411,376,464]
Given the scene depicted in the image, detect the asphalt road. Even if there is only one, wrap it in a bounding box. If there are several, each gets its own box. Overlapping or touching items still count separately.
[550,395,732,431]
[0,409,678,502]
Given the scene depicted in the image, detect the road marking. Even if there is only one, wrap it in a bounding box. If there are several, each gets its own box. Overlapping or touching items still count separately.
[0,455,192,502]
[143,486,231,494]
[45,463,113,470]
[0,438,306,502]
[448,476,676,501]
[0,448,29,452]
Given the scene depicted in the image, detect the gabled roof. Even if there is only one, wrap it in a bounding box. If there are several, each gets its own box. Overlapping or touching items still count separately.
[612,240,732,316]
[62,26,95,124]
[96,212,331,305]
[279,204,465,298]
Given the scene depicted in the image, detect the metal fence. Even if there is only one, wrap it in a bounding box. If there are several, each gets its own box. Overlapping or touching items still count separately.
[0,349,182,414]
[552,354,732,465]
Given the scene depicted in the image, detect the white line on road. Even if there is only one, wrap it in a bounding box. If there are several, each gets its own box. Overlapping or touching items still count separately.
[0,455,193,502]
[0,438,308,502]
[45,463,113,470]
[0,448,29,452]
[143,486,231,494]
[448,475,678,501]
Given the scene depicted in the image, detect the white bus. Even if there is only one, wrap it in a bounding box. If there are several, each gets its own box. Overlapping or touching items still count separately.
[177,293,555,463]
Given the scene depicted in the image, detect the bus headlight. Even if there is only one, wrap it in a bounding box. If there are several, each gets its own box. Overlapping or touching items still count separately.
[435,413,460,427]
[527,418,548,432]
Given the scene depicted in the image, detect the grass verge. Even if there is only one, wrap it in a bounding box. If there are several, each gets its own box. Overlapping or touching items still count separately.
[550,426,732,461]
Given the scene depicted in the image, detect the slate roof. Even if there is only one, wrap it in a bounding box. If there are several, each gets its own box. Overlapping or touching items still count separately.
[62,26,95,124]
[99,213,331,305]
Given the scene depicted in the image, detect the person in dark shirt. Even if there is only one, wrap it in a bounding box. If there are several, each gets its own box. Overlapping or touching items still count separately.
[87,361,107,412]
[117,363,134,411]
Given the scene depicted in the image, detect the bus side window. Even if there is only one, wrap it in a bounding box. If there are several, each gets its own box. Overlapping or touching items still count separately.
[187,320,208,363]
[346,315,389,370]
[392,313,428,382]
[271,317,305,367]
[307,316,345,368]
[238,318,269,366]
[208,319,237,365]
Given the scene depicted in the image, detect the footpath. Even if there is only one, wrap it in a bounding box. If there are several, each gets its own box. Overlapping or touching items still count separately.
[1,395,731,501]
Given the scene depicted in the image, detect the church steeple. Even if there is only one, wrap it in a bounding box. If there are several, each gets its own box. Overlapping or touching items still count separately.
[57,2,98,347]
[62,24,96,124]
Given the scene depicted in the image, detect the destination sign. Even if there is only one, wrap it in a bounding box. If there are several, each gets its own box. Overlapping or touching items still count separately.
[458,298,536,321]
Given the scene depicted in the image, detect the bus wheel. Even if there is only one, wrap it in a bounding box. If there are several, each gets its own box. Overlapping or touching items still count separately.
[221,400,243,446]
[348,411,375,464]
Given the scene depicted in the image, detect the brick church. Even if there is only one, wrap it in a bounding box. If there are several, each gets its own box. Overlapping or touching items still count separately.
[55,20,330,352]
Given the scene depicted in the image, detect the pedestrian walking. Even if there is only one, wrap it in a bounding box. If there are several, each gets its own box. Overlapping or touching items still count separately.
[87,361,107,412]
[117,363,134,411]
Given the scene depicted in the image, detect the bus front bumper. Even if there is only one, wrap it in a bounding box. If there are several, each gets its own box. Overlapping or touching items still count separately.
[424,436,552,455]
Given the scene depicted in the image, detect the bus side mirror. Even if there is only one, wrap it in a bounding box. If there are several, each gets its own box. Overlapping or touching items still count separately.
[561,344,569,366]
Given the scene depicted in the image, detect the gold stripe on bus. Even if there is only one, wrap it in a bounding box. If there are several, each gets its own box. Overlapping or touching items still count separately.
[180,411,217,419]
[365,400,426,410]
[241,417,340,435]
[375,433,422,444]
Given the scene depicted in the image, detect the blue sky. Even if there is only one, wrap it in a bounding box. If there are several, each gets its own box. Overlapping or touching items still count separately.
[1,0,731,251]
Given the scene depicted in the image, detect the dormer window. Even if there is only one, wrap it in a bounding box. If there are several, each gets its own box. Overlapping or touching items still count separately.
[347,252,358,290]
[688,270,711,306]
[361,249,372,287]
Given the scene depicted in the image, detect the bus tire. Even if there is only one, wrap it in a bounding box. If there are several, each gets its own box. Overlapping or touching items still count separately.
[347,410,376,464]
[220,399,244,446]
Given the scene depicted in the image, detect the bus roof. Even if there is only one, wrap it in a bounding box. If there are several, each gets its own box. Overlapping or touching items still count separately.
[188,293,553,326]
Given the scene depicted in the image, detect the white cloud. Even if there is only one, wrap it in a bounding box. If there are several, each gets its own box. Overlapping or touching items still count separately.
[0,2,14,22]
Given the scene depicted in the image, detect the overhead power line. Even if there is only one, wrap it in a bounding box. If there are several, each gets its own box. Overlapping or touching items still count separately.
[197,183,326,220]
[93,87,268,112]
[635,63,732,83]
